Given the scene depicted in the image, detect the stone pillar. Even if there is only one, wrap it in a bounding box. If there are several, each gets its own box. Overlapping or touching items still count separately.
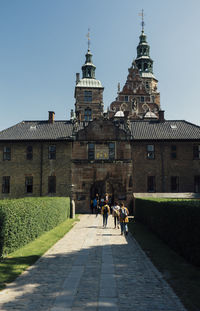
[70,198,75,219]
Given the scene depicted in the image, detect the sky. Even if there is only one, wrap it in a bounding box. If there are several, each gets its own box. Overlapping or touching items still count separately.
[0,0,200,131]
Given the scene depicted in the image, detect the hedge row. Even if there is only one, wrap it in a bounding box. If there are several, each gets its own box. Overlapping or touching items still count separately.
[135,198,200,266]
[0,197,70,256]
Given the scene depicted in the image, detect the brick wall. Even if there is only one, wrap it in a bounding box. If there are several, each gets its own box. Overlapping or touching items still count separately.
[132,141,200,193]
[75,87,103,121]
[0,141,72,198]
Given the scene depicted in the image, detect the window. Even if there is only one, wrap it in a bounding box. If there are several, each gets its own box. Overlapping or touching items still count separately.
[27,146,33,160]
[147,145,155,159]
[88,143,115,161]
[84,108,92,121]
[84,91,92,102]
[144,63,148,71]
[171,145,177,159]
[2,176,10,193]
[88,143,95,160]
[140,96,145,102]
[147,176,156,192]
[109,143,115,160]
[171,176,179,192]
[48,145,56,159]
[25,176,33,193]
[124,95,129,102]
[193,145,200,159]
[146,82,149,89]
[129,176,133,187]
[48,176,56,193]
[3,147,11,161]
[194,176,200,193]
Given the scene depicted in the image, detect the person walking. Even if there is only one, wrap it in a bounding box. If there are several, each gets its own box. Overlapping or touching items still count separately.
[90,198,94,214]
[101,202,110,228]
[112,202,120,229]
[119,202,129,235]
[92,196,97,215]
[95,194,100,216]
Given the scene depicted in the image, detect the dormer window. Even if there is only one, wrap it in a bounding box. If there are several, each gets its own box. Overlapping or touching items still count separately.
[84,108,92,121]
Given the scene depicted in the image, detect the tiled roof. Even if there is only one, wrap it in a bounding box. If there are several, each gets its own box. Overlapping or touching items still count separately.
[0,119,200,141]
[129,120,200,140]
[0,121,73,141]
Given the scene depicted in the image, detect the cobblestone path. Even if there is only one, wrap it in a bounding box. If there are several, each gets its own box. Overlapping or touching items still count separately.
[0,215,187,311]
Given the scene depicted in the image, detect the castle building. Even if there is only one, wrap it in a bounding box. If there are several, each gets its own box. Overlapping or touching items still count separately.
[0,27,200,213]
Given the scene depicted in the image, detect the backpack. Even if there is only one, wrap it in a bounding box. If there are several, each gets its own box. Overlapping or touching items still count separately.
[120,208,127,220]
[103,205,108,214]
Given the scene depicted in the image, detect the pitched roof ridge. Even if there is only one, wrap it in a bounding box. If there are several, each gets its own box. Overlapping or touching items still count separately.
[21,120,72,123]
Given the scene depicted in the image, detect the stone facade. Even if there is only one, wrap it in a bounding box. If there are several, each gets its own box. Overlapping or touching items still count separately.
[71,119,132,212]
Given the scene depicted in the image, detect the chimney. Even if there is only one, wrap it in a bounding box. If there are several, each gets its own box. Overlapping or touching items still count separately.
[159,110,165,122]
[76,73,80,84]
[48,111,55,124]
[70,109,74,120]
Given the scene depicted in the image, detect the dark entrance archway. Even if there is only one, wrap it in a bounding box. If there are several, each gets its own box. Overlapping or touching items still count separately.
[90,180,114,205]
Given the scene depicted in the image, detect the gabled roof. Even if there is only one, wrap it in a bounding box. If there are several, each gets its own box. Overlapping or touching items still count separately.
[0,121,73,141]
[129,120,200,140]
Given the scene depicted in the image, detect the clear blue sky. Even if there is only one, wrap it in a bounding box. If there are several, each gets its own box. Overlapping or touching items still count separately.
[0,0,200,131]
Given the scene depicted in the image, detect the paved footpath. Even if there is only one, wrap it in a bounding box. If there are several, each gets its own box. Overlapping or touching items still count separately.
[0,215,187,311]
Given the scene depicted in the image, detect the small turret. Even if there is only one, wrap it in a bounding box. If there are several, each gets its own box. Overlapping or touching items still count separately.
[81,49,96,79]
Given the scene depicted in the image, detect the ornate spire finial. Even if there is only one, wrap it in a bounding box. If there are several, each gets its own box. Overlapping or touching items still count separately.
[139,9,145,32]
[86,28,91,51]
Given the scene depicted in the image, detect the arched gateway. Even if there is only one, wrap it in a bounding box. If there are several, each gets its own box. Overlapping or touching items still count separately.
[90,180,114,204]
[71,119,133,213]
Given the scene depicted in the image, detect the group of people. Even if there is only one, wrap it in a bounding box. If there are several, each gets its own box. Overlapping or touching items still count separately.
[90,194,129,236]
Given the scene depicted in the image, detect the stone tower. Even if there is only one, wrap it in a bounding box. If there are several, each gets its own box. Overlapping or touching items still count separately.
[110,26,160,119]
[74,45,104,121]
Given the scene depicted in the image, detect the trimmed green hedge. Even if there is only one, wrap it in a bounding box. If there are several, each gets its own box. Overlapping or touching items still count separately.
[135,198,200,266]
[0,197,70,256]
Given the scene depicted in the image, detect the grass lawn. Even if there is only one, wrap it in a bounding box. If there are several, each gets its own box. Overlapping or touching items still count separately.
[129,221,200,311]
[0,216,79,290]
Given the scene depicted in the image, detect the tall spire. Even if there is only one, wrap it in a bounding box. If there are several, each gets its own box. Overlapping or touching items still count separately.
[135,10,153,74]
[82,29,96,79]
[86,28,91,51]
[139,9,145,33]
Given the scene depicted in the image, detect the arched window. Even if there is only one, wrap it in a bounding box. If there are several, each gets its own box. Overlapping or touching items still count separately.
[144,63,148,71]
[84,108,92,121]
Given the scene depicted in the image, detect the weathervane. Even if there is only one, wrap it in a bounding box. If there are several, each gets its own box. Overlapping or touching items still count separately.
[139,9,145,32]
[86,28,91,51]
